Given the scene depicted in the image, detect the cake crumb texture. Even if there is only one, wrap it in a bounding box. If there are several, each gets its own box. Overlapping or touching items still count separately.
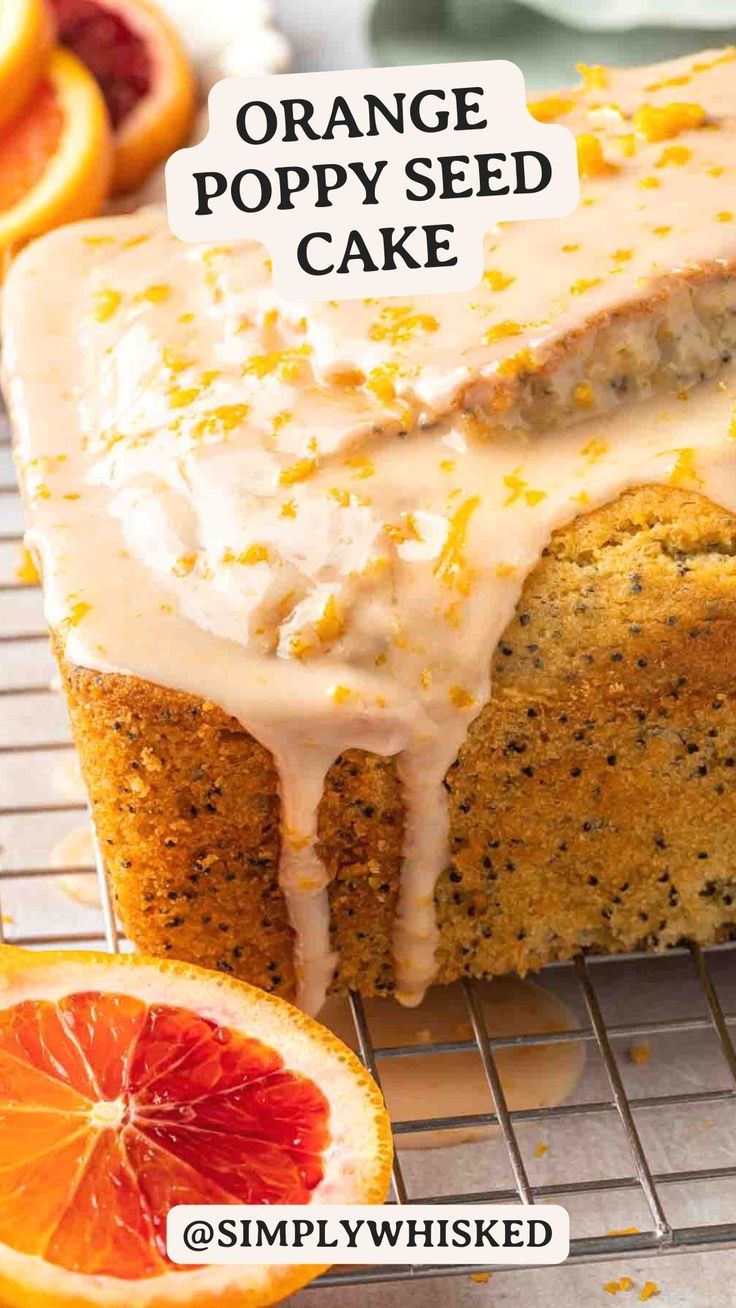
[60,485,736,999]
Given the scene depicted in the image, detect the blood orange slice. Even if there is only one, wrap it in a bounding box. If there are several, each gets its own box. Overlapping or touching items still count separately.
[0,946,392,1307]
[0,0,55,131]
[51,0,196,195]
[0,47,112,266]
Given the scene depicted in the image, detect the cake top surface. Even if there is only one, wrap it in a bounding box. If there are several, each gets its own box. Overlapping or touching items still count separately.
[7,49,736,447]
[261,46,736,418]
[6,47,736,1014]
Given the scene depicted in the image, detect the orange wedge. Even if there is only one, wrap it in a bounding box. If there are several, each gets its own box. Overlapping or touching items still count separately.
[0,46,112,266]
[51,0,196,195]
[0,946,392,1308]
[0,0,56,131]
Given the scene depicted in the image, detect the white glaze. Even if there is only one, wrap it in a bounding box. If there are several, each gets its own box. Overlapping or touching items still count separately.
[6,50,736,1012]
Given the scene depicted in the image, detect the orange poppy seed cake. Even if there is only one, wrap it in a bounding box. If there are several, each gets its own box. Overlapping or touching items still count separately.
[6,49,736,1014]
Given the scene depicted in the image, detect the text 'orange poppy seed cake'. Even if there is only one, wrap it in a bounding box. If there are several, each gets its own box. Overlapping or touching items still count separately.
[6,49,736,1015]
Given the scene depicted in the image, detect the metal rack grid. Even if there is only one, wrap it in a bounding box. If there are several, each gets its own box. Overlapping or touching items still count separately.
[2,417,736,1290]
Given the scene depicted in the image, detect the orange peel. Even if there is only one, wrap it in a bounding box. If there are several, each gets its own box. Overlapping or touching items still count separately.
[0,0,56,131]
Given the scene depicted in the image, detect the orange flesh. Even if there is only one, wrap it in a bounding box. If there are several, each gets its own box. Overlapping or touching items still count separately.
[52,0,152,128]
[0,80,64,214]
[0,992,331,1278]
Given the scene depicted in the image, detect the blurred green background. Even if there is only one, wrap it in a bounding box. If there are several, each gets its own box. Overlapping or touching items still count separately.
[275,0,736,88]
[371,0,736,86]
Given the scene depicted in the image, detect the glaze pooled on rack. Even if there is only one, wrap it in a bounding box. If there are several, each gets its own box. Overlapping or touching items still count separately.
[6,49,736,1012]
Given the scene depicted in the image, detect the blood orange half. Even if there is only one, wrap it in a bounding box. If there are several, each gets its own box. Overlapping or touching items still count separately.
[51,0,196,194]
[0,946,392,1308]
[0,47,112,267]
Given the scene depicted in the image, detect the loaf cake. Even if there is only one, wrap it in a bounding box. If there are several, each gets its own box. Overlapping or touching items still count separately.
[6,49,736,1014]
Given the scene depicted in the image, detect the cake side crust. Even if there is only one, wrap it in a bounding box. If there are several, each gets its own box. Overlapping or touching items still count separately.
[58,484,736,998]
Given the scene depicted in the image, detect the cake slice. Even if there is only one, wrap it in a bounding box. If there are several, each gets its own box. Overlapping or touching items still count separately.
[5,50,736,1013]
[269,47,736,429]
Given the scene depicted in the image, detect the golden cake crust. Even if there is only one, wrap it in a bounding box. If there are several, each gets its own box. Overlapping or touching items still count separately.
[59,483,736,999]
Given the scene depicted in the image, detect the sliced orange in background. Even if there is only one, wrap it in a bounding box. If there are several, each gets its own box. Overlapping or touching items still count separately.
[0,0,56,131]
[51,0,196,194]
[0,946,392,1308]
[0,46,112,265]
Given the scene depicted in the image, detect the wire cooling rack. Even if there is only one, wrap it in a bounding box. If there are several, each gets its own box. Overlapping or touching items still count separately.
[2,413,736,1291]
